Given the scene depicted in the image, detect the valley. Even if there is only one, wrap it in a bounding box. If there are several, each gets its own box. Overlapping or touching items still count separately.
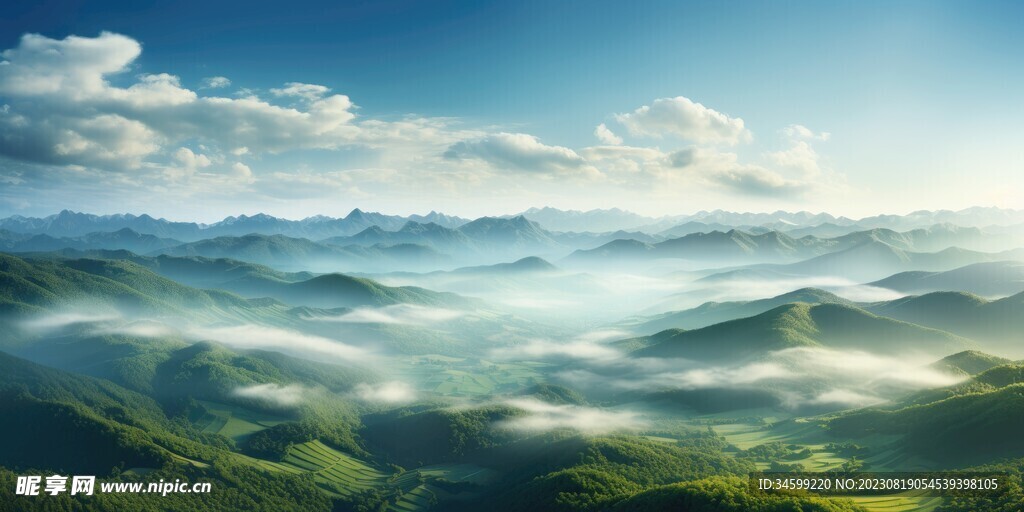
[1,207,1023,511]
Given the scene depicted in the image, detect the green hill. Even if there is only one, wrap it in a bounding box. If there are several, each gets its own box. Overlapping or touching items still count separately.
[464,434,758,512]
[361,405,527,467]
[19,250,468,309]
[0,253,246,309]
[224,272,475,309]
[608,476,863,512]
[828,378,1024,466]
[157,233,451,272]
[634,303,972,361]
[907,362,1024,406]
[619,287,854,335]
[869,261,1024,296]
[864,290,1024,351]
[449,256,559,276]
[0,227,182,253]
[732,241,1024,282]
[0,350,348,511]
[566,229,826,265]
[930,350,1012,376]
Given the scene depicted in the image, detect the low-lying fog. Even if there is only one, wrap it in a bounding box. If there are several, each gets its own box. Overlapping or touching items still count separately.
[15,251,1016,435]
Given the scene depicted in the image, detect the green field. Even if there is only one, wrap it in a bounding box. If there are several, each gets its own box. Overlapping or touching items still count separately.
[192,400,291,442]
[402,355,547,396]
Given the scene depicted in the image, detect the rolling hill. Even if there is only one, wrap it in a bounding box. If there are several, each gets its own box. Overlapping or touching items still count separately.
[567,223,1022,273]
[700,241,1024,283]
[868,261,1024,296]
[616,287,854,335]
[930,350,1013,376]
[0,208,469,241]
[828,366,1024,466]
[565,229,828,265]
[155,233,451,272]
[0,252,267,324]
[863,290,1024,351]
[0,227,182,253]
[223,272,475,309]
[632,302,972,361]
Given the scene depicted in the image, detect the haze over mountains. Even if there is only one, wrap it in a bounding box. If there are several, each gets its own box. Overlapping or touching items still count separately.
[5,206,1023,239]
[2,208,1022,275]
[3,206,1024,512]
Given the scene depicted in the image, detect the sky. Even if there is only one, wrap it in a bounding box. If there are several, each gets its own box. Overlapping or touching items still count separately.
[0,0,1022,222]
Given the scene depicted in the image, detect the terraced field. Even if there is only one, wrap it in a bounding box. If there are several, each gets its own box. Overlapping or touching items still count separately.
[279,440,390,497]
[418,463,495,485]
[387,464,496,512]
[388,471,436,512]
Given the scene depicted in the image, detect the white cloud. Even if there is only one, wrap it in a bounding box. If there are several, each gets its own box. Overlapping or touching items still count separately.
[304,304,464,325]
[662,362,793,389]
[490,330,627,362]
[0,32,850,214]
[593,123,622,145]
[231,162,254,182]
[710,164,805,196]
[445,132,599,177]
[94,320,177,338]
[0,32,450,174]
[491,339,622,361]
[0,32,141,98]
[270,82,331,101]
[174,147,212,169]
[232,383,306,407]
[614,96,752,145]
[766,140,822,178]
[202,76,231,89]
[189,324,370,363]
[20,311,120,331]
[498,398,645,434]
[783,124,830,141]
[499,296,579,309]
[807,389,882,407]
[354,381,417,404]
[667,146,803,196]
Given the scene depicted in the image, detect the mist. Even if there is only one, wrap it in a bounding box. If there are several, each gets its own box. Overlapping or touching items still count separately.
[304,304,465,325]
[188,324,372,363]
[497,398,646,434]
[232,383,307,408]
[354,381,418,404]
[552,346,968,411]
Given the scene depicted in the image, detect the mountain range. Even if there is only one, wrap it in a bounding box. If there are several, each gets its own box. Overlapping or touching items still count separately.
[513,206,1024,234]
[869,261,1024,296]
[566,224,1018,268]
[0,209,469,241]
[4,207,1023,242]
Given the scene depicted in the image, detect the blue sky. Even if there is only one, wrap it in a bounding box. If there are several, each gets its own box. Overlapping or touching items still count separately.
[0,0,1021,221]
